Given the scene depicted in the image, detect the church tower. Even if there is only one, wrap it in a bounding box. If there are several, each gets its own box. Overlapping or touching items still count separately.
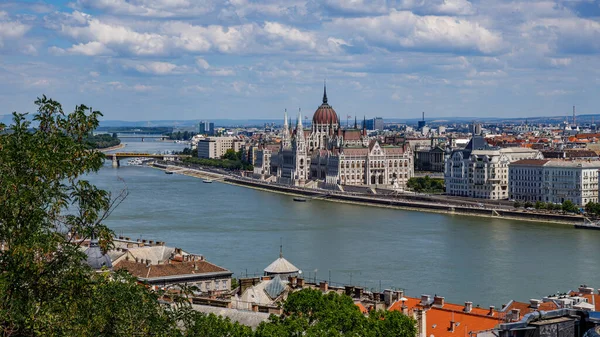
[281,109,291,149]
[294,109,308,184]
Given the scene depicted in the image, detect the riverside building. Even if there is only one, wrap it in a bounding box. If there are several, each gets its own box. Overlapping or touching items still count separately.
[509,159,600,206]
[198,136,243,159]
[253,85,413,189]
[444,136,543,199]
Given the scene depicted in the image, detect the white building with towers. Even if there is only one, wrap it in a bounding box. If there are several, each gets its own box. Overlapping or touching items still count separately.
[254,85,414,189]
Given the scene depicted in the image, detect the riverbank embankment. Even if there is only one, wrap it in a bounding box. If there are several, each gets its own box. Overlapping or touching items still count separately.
[99,143,126,152]
[152,162,585,227]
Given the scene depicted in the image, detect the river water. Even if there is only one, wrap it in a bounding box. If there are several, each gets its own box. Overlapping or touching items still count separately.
[89,139,600,308]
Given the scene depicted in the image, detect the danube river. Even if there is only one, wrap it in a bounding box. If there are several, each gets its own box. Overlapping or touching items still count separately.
[90,139,600,307]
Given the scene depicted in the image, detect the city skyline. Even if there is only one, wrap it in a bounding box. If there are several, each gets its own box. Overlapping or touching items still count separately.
[1,0,600,120]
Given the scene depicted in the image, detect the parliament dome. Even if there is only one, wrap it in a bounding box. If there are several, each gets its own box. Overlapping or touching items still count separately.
[312,85,339,125]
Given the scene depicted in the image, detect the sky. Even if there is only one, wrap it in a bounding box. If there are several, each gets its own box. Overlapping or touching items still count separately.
[1,0,600,121]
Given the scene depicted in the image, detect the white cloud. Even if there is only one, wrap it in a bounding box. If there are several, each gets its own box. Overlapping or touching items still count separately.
[133,84,154,91]
[522,17,600,54]
[209,68,236,76]
[196,57,210,70]
[89,71,100,77]
[329,10,504,54]
[120,60,191,75]
[537,89,571,96]
[74,0,216,18]
[49,12,344,57]
[0,11,30,48]
[68,41,114,56]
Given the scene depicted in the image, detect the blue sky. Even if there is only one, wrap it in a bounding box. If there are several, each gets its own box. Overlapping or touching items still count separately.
[1,0,600,121]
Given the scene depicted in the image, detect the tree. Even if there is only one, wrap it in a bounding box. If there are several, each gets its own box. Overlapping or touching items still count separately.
[535,201,545,210]
[562,200,578,213]
[0,96,180,335]
[524,201,534,209]
[513,201,522,208]
[255,288,416,337]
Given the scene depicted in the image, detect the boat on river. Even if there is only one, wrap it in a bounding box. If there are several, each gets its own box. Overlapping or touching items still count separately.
[293,197,307,202]
[575,221,600,230]
[165,171,174,175]
[203,179,213,183]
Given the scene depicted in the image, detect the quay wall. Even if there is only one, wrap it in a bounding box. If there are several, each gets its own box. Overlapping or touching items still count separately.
[151,162,584,226]
[225,177,583,226]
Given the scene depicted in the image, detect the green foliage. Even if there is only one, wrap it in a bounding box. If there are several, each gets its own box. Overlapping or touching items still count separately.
[562,200,579,213]
[231,278,239,291]
[84,133,121,149]
[183,156,253,171]
[168,131,192,140]
[183,313,253,337]
[513,201,522,208]
[406,176,444,193]
[585,202,600,216]
[535,201,545,210]
[180,147,198,157]
[255,288,417,337]
[223,148,242,161]
[524,201,534,209]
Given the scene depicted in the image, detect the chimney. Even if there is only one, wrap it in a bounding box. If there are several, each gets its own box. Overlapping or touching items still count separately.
[384,289,393,306]
[355,287,364,299]
[529,299,541,309]
[433,295,445,307]
[415,308,427,337]
[297,278,305,287]
[345,286,355,297]
[145,259,150,266]
[488,305,495,316]
[464,301,473,313]
[125,255,130,261]
[511,309,521,321]
[579,285,594,295]
[421,294,431,307]
[319,281,328,293]
[135,257,139,263]
[449,321,456,332]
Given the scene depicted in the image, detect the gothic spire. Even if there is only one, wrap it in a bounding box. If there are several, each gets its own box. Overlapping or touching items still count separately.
[322,80,328,105]
[354,116,357,129]
[363,115,366,130]
[297,108,303,129]
[284,109,288,128]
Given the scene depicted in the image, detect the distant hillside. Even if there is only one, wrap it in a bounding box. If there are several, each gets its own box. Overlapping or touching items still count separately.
[94,114,600,128]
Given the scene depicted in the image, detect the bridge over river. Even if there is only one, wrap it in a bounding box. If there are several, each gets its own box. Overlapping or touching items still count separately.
[108,152,191,167]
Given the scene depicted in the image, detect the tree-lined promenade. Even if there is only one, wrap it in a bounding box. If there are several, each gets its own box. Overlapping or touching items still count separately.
[0,96,416,336]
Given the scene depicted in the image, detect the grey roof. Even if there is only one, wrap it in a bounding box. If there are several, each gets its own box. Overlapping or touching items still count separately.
[264,276,287,299]
[191,304,270,329]
[264,256,299,275]
[453,135,496,157]
[85,239,112,270]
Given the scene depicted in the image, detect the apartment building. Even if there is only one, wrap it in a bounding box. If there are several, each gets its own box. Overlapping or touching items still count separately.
[445,136,543,199]
[197,136,243,159]
[509,159,600,206]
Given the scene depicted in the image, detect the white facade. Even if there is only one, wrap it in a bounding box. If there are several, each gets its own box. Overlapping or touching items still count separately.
[445,137,542,199]
[510,160,600,206]
[198,136,243,159]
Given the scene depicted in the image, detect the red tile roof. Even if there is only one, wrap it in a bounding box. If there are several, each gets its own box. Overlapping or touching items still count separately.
[114,259,229,279]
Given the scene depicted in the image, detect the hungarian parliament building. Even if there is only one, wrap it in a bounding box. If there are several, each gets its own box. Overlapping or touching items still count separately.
[252,86,414,189]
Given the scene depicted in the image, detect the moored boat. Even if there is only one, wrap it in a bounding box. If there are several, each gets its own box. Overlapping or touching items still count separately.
[293,197,307,202]
[575,221,600,230]
[203,179,213,183]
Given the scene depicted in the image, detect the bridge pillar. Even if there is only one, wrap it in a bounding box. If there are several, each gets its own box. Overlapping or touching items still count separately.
[112,155,120,168]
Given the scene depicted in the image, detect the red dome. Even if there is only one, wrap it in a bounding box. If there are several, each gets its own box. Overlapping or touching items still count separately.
[312,84,339,125]
[313,104,338,125]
